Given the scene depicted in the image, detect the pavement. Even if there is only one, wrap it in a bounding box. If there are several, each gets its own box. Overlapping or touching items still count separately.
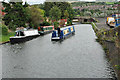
[95,18,110,30]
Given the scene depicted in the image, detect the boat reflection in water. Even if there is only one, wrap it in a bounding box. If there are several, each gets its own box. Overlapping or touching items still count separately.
[10,27,40,44]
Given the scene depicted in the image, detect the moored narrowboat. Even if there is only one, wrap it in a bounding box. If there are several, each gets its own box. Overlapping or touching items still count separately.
[51,26,75,41]
[38,26,54,35]
[10,28,40,44]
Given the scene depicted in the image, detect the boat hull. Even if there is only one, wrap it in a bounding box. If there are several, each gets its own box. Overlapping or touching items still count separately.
[51,37,61,41]
[51,32,75,41]
[39,30,53,35]
[10,35,40,44]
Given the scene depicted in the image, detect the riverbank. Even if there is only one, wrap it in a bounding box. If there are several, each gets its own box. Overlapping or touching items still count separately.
[91,22,120,80]
[0,32,15,44]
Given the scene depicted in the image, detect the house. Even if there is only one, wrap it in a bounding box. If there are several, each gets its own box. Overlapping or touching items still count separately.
[0,3,5,16]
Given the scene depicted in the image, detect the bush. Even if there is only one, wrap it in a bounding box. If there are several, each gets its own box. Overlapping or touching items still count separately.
[67,19,72,26]
[29,22,35,28]
[0,24,8,35]
[40,21,51,26]
[8,23,16,31]
[54,21,59,29]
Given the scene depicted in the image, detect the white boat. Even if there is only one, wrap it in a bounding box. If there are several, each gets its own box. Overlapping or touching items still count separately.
[10,28,40,44]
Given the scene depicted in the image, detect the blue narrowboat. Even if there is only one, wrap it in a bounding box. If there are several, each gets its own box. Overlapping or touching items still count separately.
[115,18,120,27]
[112,14,120,27]
[51,26,75,41]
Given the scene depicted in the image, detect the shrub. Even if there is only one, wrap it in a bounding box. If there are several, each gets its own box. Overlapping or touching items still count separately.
[115,65,120,70]
[67,19,72,26]
[66,24,69,26]
[54,21,59,29]
[40,21,51,26]
[0,24,8,35]
[29,22,35,28]
[8,23,16,31]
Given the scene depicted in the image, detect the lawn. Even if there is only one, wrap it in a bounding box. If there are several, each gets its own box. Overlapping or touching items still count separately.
[106,2,115,5]
[0,32,15,43]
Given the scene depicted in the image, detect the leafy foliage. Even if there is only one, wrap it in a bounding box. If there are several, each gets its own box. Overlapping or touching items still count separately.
[0,31,15,42]
[2,2,30,30]
[49,6,61,21]
[64,10,69,19]
[27,6,45,28]
[44,2,74,19]
[0,24,8,35]
[53,21,59,29]
[67,7,75,20]
[40,21,51,26]
[67,18,72,26]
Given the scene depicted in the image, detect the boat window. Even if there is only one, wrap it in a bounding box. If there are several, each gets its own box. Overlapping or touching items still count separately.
[64,30,66,35]
[41,27,44,31]
[16,32,19,36]
[20,31,25,36]
[67,29,69,33]
[71,27,73,32]
[43,28,45,31]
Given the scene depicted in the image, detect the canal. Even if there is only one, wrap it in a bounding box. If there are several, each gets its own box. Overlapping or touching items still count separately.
[2,24,116,78]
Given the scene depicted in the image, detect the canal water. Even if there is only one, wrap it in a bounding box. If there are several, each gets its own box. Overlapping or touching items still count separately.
[2,24,116,78]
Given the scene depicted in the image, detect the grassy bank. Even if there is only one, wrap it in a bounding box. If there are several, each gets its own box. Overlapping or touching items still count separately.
[0,32,15,43]
[91,22,120,80]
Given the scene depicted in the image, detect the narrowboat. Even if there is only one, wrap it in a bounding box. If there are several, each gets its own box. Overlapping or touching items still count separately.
[115,18,120,27]
[10,28,40,44]
[106,14,120,28]
[51,26,75,41]
[106,17,115,27]
[38,26,54,35]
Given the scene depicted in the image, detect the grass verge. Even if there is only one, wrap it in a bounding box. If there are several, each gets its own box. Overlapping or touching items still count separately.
[0,32,15,43]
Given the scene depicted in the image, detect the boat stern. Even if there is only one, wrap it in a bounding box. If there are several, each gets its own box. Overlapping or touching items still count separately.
[51,30,61,41]
[51,37,60,41]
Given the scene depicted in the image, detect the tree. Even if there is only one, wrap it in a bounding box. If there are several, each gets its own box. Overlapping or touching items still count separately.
[44,2,71,18]
[44,2,54,17]
[53,21,59,29]
[28,6,45,28]
[67,7,75,20]
[0,23,8,35]
[44,2,75,25]
[38,4,45,10]
[2,2,30,30]
[66,7,75,25]
[49,6,61,21]
[64,10,69,19]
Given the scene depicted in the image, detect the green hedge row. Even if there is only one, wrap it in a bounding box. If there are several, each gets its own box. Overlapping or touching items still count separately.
[0,24,8,35]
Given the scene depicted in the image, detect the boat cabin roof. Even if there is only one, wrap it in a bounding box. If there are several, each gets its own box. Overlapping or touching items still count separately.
[15,30,23,32]
[60,26,73,30]
[15,29,36,32]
